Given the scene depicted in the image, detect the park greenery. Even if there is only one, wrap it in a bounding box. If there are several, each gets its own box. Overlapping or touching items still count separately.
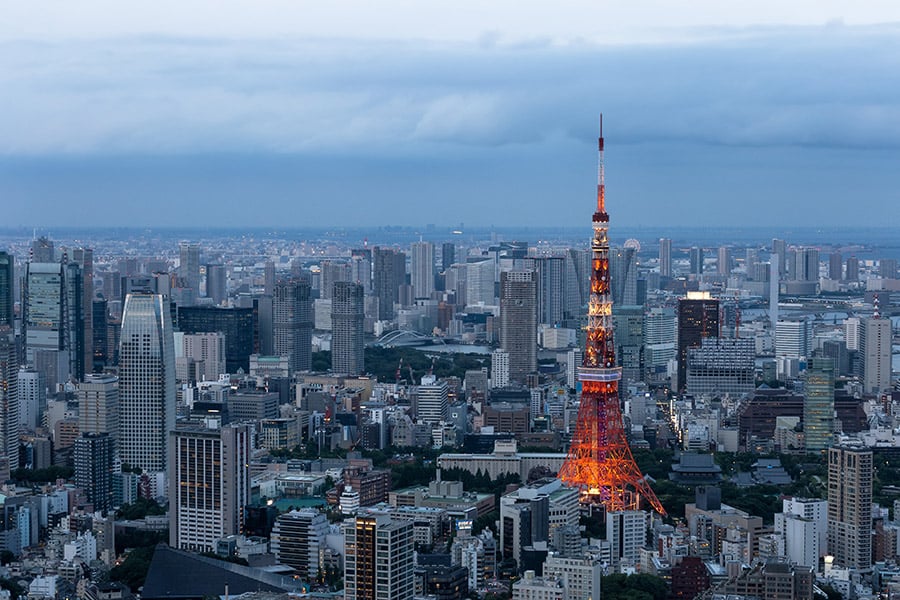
[312,346,490,383]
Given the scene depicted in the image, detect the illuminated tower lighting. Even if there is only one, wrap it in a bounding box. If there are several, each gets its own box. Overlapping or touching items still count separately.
[557,117,666,515]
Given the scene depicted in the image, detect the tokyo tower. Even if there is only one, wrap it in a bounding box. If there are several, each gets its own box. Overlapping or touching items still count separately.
[557,117,666,515]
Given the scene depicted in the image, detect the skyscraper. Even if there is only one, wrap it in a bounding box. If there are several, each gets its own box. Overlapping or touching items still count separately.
[717,246,732,276]
[331,281,365,376]
[344,514,414,600]
[676,292,720,393]
[0,326,18,481]
[78,374,119,442]
[177,305,258,373]
[860,315,891,394]
[119,293,176,473]
[24,258,84,387]
[499,271,537,385]
[74,433,115,513]
[31,237,54,262]
[772,238,787,276]
[845,256,860,282]
[179,242,201,298]
[373,248,407,320]
[410,241,435,300]
[169,423,251,553]
[880,258,899,280]
[350,249,373,294]
[320,260,351,300]
[610,247,637,306]
[827,445,872,570]
[72,247,94,382]
[804,357,834,453]
[525,255,566,325]
[0,251,13,328]
[205,263,226,305]
[17,367,45,432]
[92,298,108,373]
[441,242,456,273]
[658,238,672,278]
[264,260,276,296]
[776,318,812,359]
[689,247,704,275]
[273,279,313,373]
[828,253,843,281]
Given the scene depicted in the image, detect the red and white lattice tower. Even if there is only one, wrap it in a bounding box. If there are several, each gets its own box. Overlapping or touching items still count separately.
[557,117,666,515]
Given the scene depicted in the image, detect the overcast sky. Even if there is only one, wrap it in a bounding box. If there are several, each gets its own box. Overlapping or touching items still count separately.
[1,1,899,228]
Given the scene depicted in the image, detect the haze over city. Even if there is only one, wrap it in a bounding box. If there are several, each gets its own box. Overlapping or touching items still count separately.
[2,1,900,228]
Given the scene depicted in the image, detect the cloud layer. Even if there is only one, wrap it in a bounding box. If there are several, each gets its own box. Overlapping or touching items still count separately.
[1,21,899,228]
[2,25,900,156]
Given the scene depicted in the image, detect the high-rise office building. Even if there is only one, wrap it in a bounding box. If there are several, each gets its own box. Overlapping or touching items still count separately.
[686,337,755,398]
[264,260,276,296]
[0,327,18,480]
[416,374,448,425]
[273,279,313,373]
[791,248,819,282]
[17,367,45,432]
[827,445,873,570]
[717,246,732,276]
[24,259,84,386]
[179,332,227,383]
[78,374,119,443]
[332,282,365,376]
[658,238,672,278]
[271,509,330,579]
[74,433,115,513]
[0,251,13,328]
[776,318,812,359]
[177,305,258,373]
[72,248,94,381]
[465,259,495,307]
[373,248,407,320]
[320,260,352,300]
[344,514,414,600]
[499,271,537,385]
[843,317,860,352]
[880,258,899,280]
[828,253,843,281]
[772,239,787,277]
[525,256,566,326]
[119,293,176,473]
[441,243,456,273]
[689,247,704,275]
[92,298,108,372]
[860,315,892,394]
[410,241,435,300]
[205,263,227,305]
[804,357,834,453]
[610,247,637,306]
[676,292,720,393]
[845,256,860,282]
[613,305,644,383]
[179,242,201,298]
[31,236,55,262]
[350,249,373,294]
[169,423,251,553]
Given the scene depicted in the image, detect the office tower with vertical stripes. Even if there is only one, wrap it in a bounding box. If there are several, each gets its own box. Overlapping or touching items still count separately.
[119,293,176,473]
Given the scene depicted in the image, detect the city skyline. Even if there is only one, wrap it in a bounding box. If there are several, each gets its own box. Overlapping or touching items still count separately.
[2,3,900,228]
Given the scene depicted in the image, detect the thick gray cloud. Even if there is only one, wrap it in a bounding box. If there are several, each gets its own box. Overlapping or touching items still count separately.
[0,24,898,227]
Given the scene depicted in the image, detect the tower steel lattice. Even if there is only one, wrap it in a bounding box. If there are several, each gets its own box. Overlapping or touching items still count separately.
[557,117,666,515]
